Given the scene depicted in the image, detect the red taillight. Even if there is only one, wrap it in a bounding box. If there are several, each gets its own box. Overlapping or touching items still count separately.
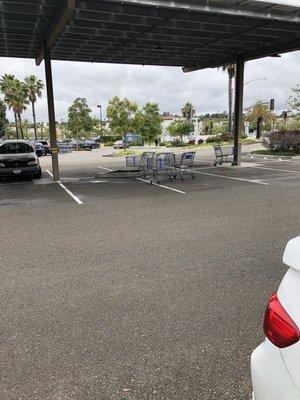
[264,293,300,348]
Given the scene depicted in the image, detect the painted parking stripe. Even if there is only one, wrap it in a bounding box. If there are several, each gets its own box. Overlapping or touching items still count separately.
[97,166,186,194]
[46,170,83,205]
[190,169,269,186]
[137,178,186,194]
[97,166,114,172]
[249,166,300,174]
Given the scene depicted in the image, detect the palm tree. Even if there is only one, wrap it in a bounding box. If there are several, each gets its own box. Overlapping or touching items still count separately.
[181,102,195,124]
[220,64,236,136]
[0,74,19,137]
[247,101,275,139]
[5,79,29,139]
[25,75,44,140]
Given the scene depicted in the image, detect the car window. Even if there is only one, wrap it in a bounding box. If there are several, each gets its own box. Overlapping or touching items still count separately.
[0,142,34,154]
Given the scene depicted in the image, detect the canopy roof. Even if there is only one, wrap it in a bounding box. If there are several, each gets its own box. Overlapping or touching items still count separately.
[1,0,300,70]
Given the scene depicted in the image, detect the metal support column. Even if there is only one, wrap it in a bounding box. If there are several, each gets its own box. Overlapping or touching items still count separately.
[233,57,245,166]
[44,47,60,181]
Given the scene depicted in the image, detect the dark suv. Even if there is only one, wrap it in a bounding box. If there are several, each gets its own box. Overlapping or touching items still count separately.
[36,140,51,155]
[0,140,42,180]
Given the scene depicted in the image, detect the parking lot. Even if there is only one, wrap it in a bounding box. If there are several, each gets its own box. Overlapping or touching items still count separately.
[1,148,300,400]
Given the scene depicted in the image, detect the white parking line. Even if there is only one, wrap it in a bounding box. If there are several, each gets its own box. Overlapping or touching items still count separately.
[45,169,53,178]
[193,166,216,170]
[137,178,186,194]
[46,170,83,205]
[249,166,300,174]
[190,169,269,186]
[97,166,186,194]
[97,166,114,172]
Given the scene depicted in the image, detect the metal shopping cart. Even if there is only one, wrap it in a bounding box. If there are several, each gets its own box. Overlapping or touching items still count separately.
[151,152,176,184]
[126,152,155,178]
[96,152,155,180]
[173,151,196,181]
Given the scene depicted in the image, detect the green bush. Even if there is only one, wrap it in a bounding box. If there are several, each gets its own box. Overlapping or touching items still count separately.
[167,139,189,147]
[128,141,143,146]
[263,130,300,153]
[206,133,232,143]
[206,135,222,143]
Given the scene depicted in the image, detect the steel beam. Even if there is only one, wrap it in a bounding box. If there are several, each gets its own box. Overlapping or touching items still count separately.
[36,0,75,65]
[89,0,300,24]
[183,38,300,72]
[44,47,60,181]
[233,57,245,166]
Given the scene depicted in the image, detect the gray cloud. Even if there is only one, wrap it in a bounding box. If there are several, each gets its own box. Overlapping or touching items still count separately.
[0,49,299,123]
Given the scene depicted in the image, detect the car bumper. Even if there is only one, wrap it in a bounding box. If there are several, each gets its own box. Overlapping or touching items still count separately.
[0,166,40,177]
[251,340,300,400]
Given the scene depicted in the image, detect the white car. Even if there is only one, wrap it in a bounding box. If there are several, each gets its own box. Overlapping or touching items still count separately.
[251,236,300,399]
[113,140,129,149]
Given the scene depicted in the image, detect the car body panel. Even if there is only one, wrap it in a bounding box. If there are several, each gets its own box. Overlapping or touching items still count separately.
[278,268,300,394]
[251,340,300,400]
[251,236,300,400]
[283,237,300,271]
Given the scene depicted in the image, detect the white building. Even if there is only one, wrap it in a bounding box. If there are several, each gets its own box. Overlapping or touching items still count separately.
[160,113,203,142]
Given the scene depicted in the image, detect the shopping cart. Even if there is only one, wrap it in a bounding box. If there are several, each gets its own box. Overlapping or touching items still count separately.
[151,152,176,184]
[96,152,155,180]
[126,152,155,178]
[213,145,234,166]
[173,151,196,180]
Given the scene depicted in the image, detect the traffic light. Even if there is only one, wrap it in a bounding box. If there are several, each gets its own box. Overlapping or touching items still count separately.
[270,99,275,111]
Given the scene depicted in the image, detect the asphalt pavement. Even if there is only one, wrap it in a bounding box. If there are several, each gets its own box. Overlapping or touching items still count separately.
[0,147,299,400]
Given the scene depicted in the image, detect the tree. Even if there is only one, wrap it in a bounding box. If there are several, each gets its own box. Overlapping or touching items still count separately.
[0,100,8,138]
[289,85,300,113]
[135,103,162,144]
[107,96,138,137]
[3,78,28,139]
[25,75,44,140]
[247,100,275,139]
[67,98,93,139]
[220,64,236,136]
[0,74,19,137]
[181,102,195,124]
[167,120,193,141]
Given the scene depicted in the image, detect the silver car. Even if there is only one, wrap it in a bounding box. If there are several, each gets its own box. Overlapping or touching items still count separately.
[113,140,129,149]
[0,140,42,180]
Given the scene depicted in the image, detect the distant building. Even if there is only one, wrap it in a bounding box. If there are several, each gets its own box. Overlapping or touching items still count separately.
[160,112,203,142]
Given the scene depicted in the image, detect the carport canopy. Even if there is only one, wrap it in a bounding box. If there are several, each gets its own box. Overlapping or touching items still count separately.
[1,0,300,179]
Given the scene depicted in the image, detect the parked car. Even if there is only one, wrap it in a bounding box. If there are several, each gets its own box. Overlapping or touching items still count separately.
[31,141,45,157]
[251,236,300,400]
[36,140,51,155]
[84,139,100,149]
[0,140,42,179]
[113,140,129,149]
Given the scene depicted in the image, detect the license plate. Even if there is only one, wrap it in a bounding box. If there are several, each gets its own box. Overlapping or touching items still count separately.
[13,169,22,174]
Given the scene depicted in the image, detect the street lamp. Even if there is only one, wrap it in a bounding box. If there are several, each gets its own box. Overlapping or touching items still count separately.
[244,77,268,86]
[97,104,103,135]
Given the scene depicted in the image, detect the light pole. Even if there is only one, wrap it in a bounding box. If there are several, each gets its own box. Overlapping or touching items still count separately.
[97,105,103,135]
[244,77,268,86]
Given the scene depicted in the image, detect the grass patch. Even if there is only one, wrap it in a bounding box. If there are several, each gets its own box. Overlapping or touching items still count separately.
[253,149,300,157]
[114,149,143,157]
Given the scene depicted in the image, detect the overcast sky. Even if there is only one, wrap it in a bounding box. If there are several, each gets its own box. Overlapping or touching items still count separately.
[0,0,299,123]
